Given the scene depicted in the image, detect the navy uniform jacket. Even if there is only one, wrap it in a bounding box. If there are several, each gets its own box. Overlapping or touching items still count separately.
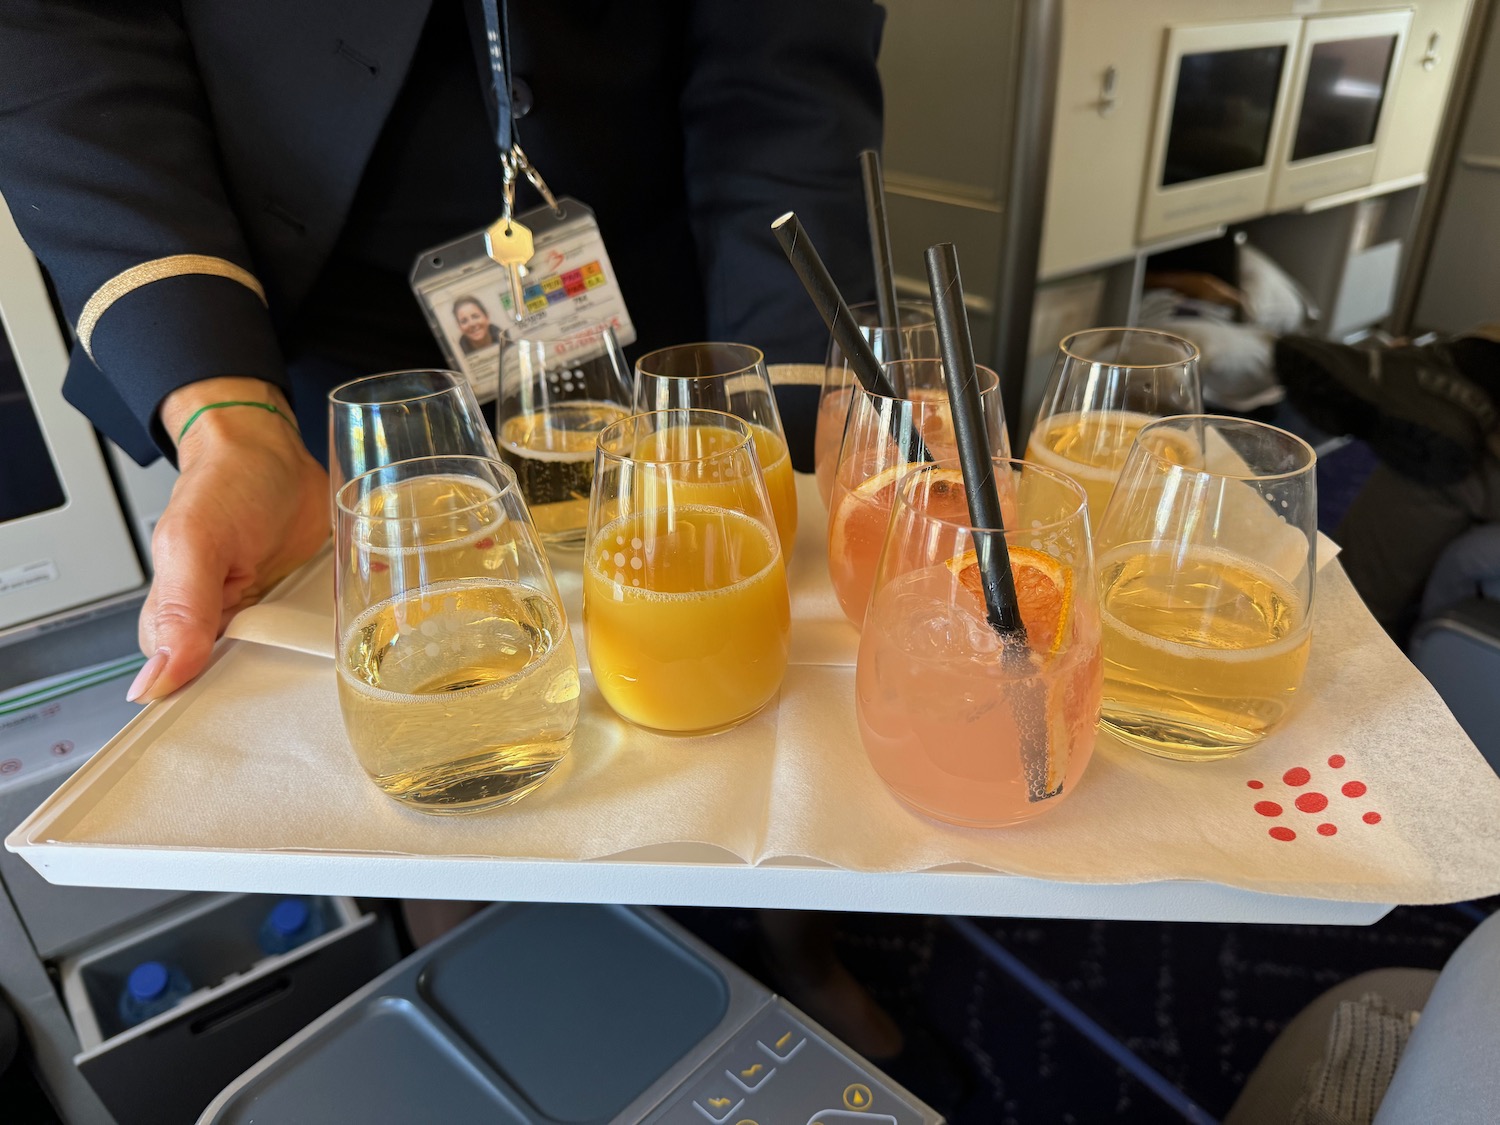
[0,0,884,465]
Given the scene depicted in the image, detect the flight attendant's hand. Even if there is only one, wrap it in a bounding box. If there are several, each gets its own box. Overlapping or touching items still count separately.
[127,377,329,702]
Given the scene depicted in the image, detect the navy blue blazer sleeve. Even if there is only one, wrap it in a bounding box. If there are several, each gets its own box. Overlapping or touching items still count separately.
[0,1,289,464]
[681,0,885,365]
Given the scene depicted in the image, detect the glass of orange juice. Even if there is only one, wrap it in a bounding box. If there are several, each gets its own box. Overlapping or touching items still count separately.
[814,300,939,508]
[828,358,1011,629]
[584,408,791,734]
[633,343,798,557]
[1025,328,1201,529]
[856,457,1101,827]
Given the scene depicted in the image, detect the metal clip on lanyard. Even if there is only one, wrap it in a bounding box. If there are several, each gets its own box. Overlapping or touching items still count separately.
[480,0,563,321]
[513,144,564,218]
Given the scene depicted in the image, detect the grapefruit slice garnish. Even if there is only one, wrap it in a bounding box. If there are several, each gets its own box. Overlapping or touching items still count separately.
[828,464,967,567]
[944,545,1072,656]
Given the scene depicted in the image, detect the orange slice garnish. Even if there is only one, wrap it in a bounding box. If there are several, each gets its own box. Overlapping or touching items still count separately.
[828,464,966,564]
[944,545,1072,655]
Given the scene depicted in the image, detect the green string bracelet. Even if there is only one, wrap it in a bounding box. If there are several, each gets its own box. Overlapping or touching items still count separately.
[176,400,296,446]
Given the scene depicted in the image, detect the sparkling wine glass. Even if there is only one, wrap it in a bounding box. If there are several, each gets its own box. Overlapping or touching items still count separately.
[328,370,497,501]
[1025,328,1201,528]
[1094,414,1317,760]
[495,321,633,550]
[335,454,578,813]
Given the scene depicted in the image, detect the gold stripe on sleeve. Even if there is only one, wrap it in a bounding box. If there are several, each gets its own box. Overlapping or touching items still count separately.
[76,255,267,361]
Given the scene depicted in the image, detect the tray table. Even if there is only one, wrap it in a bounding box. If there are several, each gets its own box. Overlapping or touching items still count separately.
[11,475,1500,924]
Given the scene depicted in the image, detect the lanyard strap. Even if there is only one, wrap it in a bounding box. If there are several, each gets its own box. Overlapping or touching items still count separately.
[478,0,563,221]
[480,0,514,155]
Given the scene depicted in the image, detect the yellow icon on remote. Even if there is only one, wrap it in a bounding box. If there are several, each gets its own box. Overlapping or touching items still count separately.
[708,1096,732,1110]
[844,1082,873,1109]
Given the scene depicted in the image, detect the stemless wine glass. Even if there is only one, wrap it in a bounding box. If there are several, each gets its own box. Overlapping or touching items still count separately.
[633,343,798,554]
[584,409,790,734]
[335,455,580,813]
[1094,415,1317,761]
[828,358,1012,629]
[328,370,497,499]
[814,299,940,506]
[857,457,1101,827]
[495,321,633,550]
[1025,328,1202,528]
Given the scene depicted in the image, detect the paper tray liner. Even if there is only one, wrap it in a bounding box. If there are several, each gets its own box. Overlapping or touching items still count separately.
[20,475,1500,905]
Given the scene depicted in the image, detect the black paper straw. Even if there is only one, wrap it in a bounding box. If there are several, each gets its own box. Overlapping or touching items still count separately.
[772,212,929,464]
[928,242,1057,801]
[772,212,897,400]
[859,149,905,365]
[924,243,1026,642]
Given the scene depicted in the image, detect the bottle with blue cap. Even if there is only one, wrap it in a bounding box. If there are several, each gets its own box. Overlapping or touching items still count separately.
[258,897,326,956]
[117,960,193,1028]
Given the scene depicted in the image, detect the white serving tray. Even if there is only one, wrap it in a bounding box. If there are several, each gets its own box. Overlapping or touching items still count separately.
[11,474,1500,925]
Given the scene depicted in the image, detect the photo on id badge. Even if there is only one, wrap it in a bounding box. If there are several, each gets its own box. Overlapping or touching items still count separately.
[409,198,636,405]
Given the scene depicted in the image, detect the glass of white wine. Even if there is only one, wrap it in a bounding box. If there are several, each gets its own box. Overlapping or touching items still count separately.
[1025,328,1201,529]
[335,454,580,813]
[1094,415,1317,761]
[496,321,633,551]
[328,369,497,501]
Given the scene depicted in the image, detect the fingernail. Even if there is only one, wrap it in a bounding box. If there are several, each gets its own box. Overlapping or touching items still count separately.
[127,648,170,703]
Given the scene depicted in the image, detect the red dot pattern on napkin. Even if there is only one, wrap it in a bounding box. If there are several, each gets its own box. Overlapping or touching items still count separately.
[1295,792,1329,814]
[1247,760,1382,842]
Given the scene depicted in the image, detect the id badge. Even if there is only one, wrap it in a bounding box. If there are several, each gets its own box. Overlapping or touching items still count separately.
[409,198,636,403]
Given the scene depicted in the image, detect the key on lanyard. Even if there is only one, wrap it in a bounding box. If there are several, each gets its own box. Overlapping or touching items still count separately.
[486,152,533,322]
